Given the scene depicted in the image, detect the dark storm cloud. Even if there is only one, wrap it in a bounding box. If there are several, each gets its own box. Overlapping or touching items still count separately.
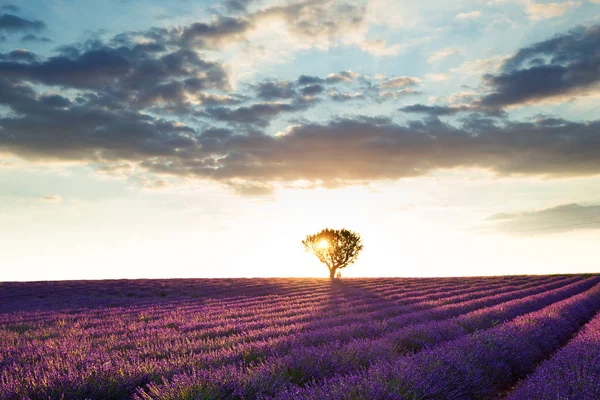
[297,75,323,85]
[0,43,230,111]
[247,69,395,111]
[400,104,471,115]
[0,13,45,33]
[203,100,312,127]
[1,46,228,90]
[0,78,197,161]
[0,49,37,63]
[478,24,600,108]
[180,115,599,183]
[179,16,251,48]
[254,80,296,100]
[295,70,409,102]
[399,104,505,117]
[297,71,361,86]
[39,93,72,108]
[481,203,600,235]
[131,115,600,188]
[300,84,325,96]
[21,33,51,43]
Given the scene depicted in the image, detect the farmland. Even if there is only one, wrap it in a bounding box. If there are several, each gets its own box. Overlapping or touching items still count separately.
[1,275,600,399]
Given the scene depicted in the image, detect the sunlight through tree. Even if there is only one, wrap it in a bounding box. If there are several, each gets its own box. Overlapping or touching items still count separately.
[302,228,363,278]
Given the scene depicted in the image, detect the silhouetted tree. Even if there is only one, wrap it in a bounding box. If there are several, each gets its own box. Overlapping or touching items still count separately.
[302,228,363,278]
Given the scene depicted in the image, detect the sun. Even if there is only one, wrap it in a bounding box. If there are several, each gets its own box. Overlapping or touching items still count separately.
[317,239,329,249]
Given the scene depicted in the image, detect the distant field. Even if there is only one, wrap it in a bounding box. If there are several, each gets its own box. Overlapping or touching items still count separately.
[2,275,600,399]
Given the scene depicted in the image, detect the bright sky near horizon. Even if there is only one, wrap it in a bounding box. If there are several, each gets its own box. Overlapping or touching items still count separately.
[1,0,599,281]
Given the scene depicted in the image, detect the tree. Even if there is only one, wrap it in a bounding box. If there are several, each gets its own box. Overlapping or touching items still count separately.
[302,228,363,278]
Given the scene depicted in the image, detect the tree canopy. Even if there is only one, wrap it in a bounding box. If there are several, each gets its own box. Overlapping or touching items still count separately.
[302,228,363,278]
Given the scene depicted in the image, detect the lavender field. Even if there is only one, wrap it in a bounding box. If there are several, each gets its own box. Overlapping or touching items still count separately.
[2,275,600,399]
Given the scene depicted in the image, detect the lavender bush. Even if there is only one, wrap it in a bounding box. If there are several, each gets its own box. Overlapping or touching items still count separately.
[506,307,600,399]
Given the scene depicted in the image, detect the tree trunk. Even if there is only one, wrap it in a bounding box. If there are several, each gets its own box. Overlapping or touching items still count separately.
[329,268,336,279]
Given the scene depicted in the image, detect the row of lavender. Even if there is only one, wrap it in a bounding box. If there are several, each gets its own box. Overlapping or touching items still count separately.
[0,275,596,399]
[507,301,600,400]
[132,276,600,399]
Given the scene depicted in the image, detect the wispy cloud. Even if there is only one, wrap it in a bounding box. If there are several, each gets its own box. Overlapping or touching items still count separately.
[524,1,581,20]
[455,11,482,20]
[427,47,465,63]
[425,73,451,81]
[480,203,600,234]
[42,194,63,202]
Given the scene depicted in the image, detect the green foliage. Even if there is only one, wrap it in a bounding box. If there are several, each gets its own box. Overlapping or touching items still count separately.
[302,228,364,278]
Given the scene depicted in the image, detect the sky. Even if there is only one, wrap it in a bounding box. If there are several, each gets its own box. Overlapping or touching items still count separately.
[1,0,599,281]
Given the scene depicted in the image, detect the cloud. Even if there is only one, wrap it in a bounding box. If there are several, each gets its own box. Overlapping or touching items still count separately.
[222,0,255,13]
[449,56,506,76]
[359,39,404,56]
[252,1,366,47]
[0,49,37,63]
[413,24,600,115]
[399,104,475,115]
[95,161,136,178]
[171,115,600,185]
[478,24,600,108]
[294,70,411,101]
[481,203,600,234]
[253,79,296,100]
[379,76,420,89]
[0,41,231,113]
[426,73,451,81]
[42,194,63,202]
[300,84,325,96]
[455,11,482,20]
[243,1,403,57]
[327,89,363,102]
[0,75,201,162]
[298,75,324,85]
[136,177,169,190]
[324,70,361,84]
[0,13,45,33]
[524,1,581,20]
[226,180,274,196]
[177,16,252,49]
[202,100,313,126]
[20,33,51,43]
[2,77,600,193]
[378,89,420,99]
[296,70,362,86]
[427,47,465,63]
